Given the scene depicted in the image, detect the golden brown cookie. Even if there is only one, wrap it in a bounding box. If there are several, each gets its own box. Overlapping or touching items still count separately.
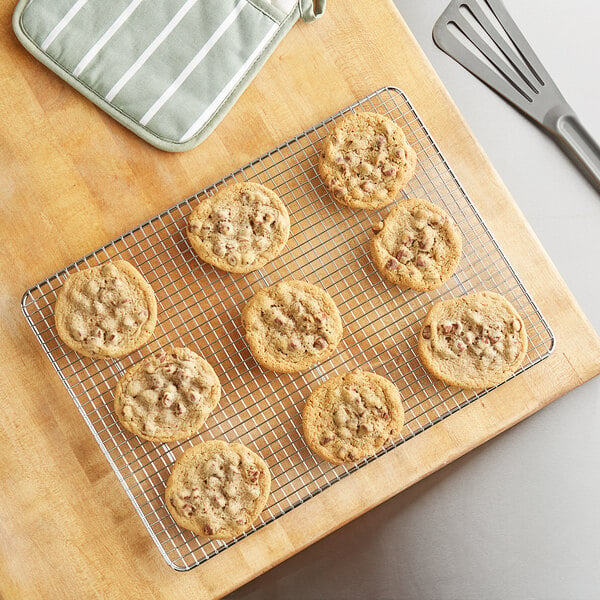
[302,370,405,465]
[318,111,416,210]
[241,280,343,373]
[54,261,157,359]
[417,291,528,389]
[371,198,462,291]
[165,440,271,540]
[187,181,290,273]
[113,347,221,443]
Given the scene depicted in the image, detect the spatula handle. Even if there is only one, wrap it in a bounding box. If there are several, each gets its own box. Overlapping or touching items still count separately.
[548,111,600,194]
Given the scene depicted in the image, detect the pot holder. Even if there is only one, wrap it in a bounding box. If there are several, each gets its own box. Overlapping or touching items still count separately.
[12,0,326,152]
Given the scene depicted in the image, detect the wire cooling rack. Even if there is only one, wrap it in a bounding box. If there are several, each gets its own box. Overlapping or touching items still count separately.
[21,87,554,571]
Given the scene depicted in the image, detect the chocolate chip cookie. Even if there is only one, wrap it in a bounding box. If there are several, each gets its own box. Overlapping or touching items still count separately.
[417,291,528,389]
[241,280,343,373]
[302,370,405,465]
[187,181,290,273]
[54,261,157,359]
[371,198,462,291]
[318,111,416,210]
[165,440,271,540]
[114,347,221,443]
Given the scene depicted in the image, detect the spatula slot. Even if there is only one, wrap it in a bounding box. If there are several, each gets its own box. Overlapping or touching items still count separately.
[457,2,542,96]
[446,19,534,103]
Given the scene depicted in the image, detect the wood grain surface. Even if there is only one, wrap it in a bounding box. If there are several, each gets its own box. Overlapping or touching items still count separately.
[1,0,599,599]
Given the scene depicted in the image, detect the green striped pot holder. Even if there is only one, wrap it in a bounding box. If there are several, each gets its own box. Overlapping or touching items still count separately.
[12,0,325,152]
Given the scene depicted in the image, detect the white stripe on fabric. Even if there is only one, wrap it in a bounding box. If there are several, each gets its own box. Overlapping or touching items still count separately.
[139,0,245,127]
[105,0,199,102]
[41,0,89,51]
[72,0,144,77]
[178,21,278,142]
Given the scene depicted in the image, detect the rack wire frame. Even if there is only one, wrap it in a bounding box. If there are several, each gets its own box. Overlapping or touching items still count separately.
[21,87,554,571]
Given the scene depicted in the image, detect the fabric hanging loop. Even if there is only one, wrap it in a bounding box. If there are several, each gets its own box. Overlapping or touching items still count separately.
[298,0,326,23]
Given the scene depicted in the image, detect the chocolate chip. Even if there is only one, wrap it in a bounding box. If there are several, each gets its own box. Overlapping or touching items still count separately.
[313,337,328,351]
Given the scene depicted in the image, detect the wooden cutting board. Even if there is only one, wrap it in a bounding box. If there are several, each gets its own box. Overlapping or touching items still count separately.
[1,0,598,598]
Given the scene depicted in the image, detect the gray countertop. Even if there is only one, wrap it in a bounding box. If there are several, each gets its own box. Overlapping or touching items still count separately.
[229,1,600,597]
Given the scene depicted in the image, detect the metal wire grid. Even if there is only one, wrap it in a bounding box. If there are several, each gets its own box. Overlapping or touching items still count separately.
[21,86,554,571]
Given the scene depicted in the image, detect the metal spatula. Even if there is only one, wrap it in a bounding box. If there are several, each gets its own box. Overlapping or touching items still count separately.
[433,0,600,193]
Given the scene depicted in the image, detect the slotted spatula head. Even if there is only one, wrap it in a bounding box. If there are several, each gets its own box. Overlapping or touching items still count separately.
[433,0,600,193]
[432,0,569,125]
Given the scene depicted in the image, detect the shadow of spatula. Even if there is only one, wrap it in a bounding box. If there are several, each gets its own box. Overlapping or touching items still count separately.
[433,0,600,193]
